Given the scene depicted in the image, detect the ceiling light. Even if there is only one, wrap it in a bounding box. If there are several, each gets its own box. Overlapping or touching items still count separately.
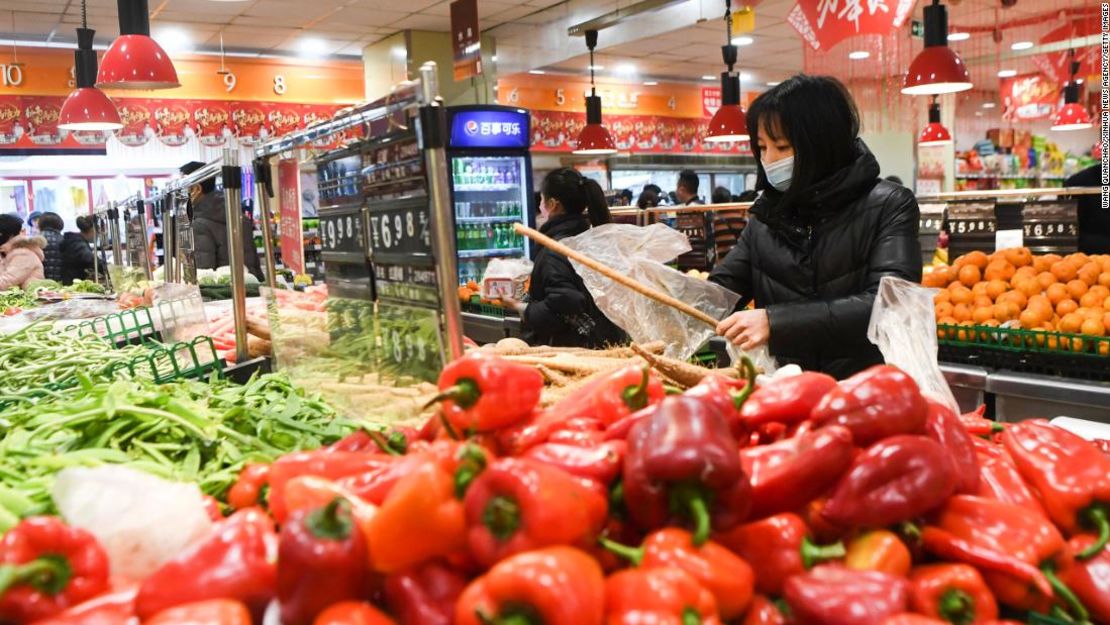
[767,81,781,86]
[643,80,658,86]
[706,1,749,144]
[97,0,180,89]
[997,69,1017,78]
[739,72,751,81]
[615,63,636,75]
[947,32,969,41]
[298,38,327,58]
[1010,41,1034,51]
[153,27,191,54]
[491,55,498,62]
[528,69,545,75]
[60,2,121,131]
[701,75,715,80]
[588,64,604,70]
[848,50,870,60]
[573,30,617,156]
[731,36,753,46]
[390,46,406,59]
[1053,53,1093,131]
[981,102,995,108]
[918,97,952,146]
[902,0,972,95]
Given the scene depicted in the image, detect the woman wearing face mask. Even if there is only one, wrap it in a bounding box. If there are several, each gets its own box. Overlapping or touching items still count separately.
[709,75,922,379]
[503,168,627,348]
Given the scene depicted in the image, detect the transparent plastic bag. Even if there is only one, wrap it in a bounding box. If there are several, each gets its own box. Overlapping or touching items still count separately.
[562,223,742,362]
[867,276,959,414]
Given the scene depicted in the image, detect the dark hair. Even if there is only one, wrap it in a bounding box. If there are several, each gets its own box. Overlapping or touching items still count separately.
[180,161,216,194]
[619,188,634,202]
[541,168,611,226]
[747,74,860,205]
[884,175,904,186]
[37,212,64,232]
[737,189,758,202]
[0,214,23,247]
[677,170,699,194]
[76,216,95,234]
[636,187,659,209]
[712,186,733,204]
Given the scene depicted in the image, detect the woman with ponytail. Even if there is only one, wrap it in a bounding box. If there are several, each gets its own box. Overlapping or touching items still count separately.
[504,168,626,348]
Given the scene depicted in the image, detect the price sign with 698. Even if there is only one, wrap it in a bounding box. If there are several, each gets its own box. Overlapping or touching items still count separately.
[367,199,432,259]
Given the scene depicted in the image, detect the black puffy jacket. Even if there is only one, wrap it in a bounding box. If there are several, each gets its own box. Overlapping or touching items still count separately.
[40,228,64,283]
[191,191,262,278]
[709,141,922,379]
[60,232,95,285]
[522,214,627,348]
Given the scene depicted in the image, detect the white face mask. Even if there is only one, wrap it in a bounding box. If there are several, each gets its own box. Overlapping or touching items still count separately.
[762,155,794,192]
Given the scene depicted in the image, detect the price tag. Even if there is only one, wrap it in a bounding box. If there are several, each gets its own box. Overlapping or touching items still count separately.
[995,229,1024,251]
[378,302,442,383]
[375,262,440,308]
[319,208,366,258]
[366,197,432,261]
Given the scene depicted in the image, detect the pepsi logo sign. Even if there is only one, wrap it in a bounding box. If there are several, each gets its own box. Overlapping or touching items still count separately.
[464,120,480,136]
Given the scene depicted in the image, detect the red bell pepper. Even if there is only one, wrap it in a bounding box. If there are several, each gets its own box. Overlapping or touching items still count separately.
[624,396,751,546]
[278,498,372,625]
[454,546,605,625]
[783,565,909,625]
[742,595,787,625]
[143,600,251,625]
[924,401,980,495]
[429,353,544,433]
[844,530,912,577]
[822,435,957,529]
[367,461,468,574]
[908,564,998,624]
[741,425,855,520]
[281,477,377,546]
[546,418,607,447]
[268,451,395,522]
[714,513,845,596]
[810,365,928,446]
[28,586,136,625]
[135,508,277,620]
[603,405,657,443]
[227,463,270,510]
[881,616,948,625]
[1063,534,1110,624]
[957,406,1004,438]
[1002,420,1110,558]
[464,457,607,567]
[522,440,624,486]
[600,527,753,621]
[970,438,1043,514]
[0,517,110,624]
[384,560,467,625]
[923,496,1086,619]
[546,365,665,427]
[739,371,837,429]
[684,358,756,434]
[313,602,397,625]
[336,453,438,507]
[604,566,722,625]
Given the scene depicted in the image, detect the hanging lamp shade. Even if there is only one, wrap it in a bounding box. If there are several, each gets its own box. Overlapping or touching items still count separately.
[1052,82,1093,131]
[97,0,179,90]
[902,0,971,95]
[574,94,618,155]
[60,27,122,130]
[918,100,952,146]
[706,45,749,142]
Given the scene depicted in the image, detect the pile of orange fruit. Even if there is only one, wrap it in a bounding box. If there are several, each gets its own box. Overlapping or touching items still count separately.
[923,248,1110,355]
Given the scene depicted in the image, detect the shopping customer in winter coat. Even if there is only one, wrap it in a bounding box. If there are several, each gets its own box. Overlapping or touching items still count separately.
[61,216,98,285]
[180,162,262,279]
[503,168,627,348]
[0,214,46,290]
[37,212,65,283]
[710,75,922,379]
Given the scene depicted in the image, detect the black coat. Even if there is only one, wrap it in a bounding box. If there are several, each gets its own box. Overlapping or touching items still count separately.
[60,232,95,285]
[41,228,64,283]
[192,191,262,278]
[709,141,923,379]
[522,214,627,348]
[1066,165,1109,254]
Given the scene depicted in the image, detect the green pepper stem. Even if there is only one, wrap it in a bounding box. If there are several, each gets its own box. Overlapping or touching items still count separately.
[684,491,712,547]
[0,556,72,597]
[1042,566,1089,623]
[622,367,652,411]
[424,379,481,410]
[367,430,403,456]
[800,537,846,569]
[731,356,757,410]
[682,607,702,625]
[1076,506,1109,560]
[938,589,975,625]
[598,536,644,567]
[663,385,684,396]
[482,496,521,541]
[306,498,352,541]
[454,445,488,499]
[476,609,535,625]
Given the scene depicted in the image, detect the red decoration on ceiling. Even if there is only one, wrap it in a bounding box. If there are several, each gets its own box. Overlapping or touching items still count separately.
[787,0,917,51]
[1000,73,1058,122]
[1033,16,1099,86]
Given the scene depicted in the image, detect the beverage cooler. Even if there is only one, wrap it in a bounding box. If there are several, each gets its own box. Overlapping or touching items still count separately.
[446,105,535,343]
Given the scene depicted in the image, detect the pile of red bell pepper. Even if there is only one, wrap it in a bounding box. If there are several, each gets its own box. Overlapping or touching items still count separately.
[1,353,1108,625]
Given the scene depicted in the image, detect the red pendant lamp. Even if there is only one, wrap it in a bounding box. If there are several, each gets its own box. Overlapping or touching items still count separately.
[97,0,180,90]
[573,29,617,156]
[1052,53,1093,132]
[706,0,749,143]
[918,97,952,146]
[902,0,972,95]
[60,1,122,131]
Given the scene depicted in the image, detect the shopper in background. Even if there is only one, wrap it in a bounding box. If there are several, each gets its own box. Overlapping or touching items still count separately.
[0,214,46,290]
[884,175,904,187]
[737,190,758,202]
[61,216,98,285]
[636,187,660,209]
[37,212,65,283]
[25,211,41,236]
[712,186,733,204]
[179,161,262,279]
[675,169,703,205]
[1066,164,1109,253]
[503,168,626,348]
[618,188,634,206]
[710,74,922,379]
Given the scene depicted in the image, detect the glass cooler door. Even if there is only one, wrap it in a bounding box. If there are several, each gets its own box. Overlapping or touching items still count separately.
[451,154,530,287]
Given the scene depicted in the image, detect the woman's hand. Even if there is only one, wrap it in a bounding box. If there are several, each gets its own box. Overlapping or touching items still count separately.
[501,296,527,315]
[716,309,770,350]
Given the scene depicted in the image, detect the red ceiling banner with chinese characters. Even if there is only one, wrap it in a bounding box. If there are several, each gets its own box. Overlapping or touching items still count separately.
[1000,73,1058,122]
[530,109,752,155]
[788,0,916,51]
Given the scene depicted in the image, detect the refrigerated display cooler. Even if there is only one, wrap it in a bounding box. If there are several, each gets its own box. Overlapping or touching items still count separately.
[446,105,535,343]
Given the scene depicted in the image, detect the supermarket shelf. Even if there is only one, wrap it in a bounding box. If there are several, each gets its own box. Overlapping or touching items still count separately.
[457,216,521,224]
[454,184,518,192]
[458,247,524,259]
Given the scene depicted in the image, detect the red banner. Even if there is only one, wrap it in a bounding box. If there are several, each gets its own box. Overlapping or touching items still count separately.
[1033,17,1099,86]
[277,158,304,277]
[193,100,231,147]
[1001,73,1058,122]
[788,0,916,51]
[151,99,193,147]
[530,109,752,155]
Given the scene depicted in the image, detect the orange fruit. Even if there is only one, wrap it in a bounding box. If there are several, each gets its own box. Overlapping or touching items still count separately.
[1105,295,1110,310]
[957,264,981,287]
[973,295,994,309]
[959,251,990,270]
[1051,261,1079,282]
[1080,290,1105,309]
[922,270,946,288]
[973,306,995,324]
[1042,253,1063,266]
[937,316,958,339]
[993,302,1019,322]
[1013,266,1037,282]
[1098,273,1110,289]
[1079,263,1101,286]
[1060,312,1084,334]
[1068,253,1090,266]
[1026,300,1053,324]
[1057,298,1079,317]
[1066,279,1089,300]
[956,322,974,342]
[1046,283,1069,305]
[1005,247,1033,268]
[953,303,972,322]
[1033,255,1053,272]
[1099,342,1110,356]
[935,302,954,319]
[1103,312,1110,333]
[949,286,973,305]
[997,290,1027,309]
[1082,318,1106,336]
[985,280,1008,301]
[1088,285,1109,302]
[1071,337,1087,353]
[985,260,1016,282]
[1018,309,1042,329]
[971,282,990,298]
[934,290,951,305]
[1014,279,1042,298]
[1035,272,1058,290]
